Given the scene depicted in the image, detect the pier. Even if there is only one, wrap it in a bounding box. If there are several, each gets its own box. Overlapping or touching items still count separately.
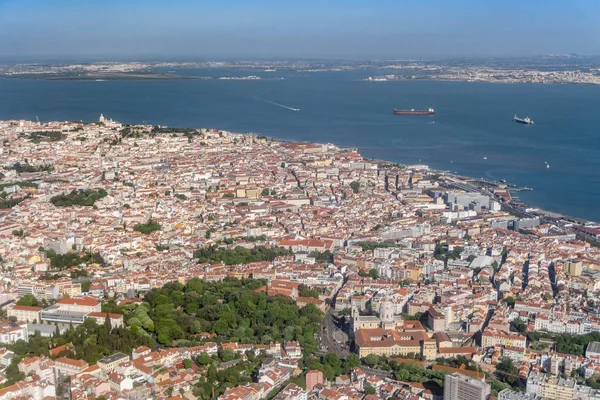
[508,187,533,192]
[465,178,533,192]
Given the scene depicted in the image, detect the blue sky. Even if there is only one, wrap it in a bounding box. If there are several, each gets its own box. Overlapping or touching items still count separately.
[0,0,598,60]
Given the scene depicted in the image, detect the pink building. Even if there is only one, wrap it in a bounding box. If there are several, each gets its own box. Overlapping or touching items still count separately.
[306,369,324,391]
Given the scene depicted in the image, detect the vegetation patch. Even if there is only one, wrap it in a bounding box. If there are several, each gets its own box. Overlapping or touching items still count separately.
[193,245,293,265]
[0,194,30,209]
[50,188,108,207]
[5,162,53,173]
[26,130,65,143]
[133,220,162,234]
[44,248,106,270]
[356,241,402,252]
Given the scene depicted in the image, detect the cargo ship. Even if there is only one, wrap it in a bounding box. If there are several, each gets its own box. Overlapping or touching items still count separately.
[513,114,534,125]
[393,107,435,115]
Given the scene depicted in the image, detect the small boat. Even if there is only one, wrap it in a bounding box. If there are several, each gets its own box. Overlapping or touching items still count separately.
[514,114,534,125]
[483,156,488,160]
[545,161,550,169]
[394,107,435,115]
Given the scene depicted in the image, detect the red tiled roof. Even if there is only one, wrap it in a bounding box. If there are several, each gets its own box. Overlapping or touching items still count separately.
[57,297,99,307]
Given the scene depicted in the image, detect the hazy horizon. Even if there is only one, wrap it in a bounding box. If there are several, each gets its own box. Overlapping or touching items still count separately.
[1,0,598,60]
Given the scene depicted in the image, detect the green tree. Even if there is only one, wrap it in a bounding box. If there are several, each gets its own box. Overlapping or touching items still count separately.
[325,353,341,370]
[587,375,600,389]
[298,284,321,299]
[496,357,519,385]
[505,296,516,307]
[133,220,161,234]
[350,181,360,194]
[510,318,526,334]
[368,268,379,279]
[50,188,108,207]
[197,352,211,365]
[365,354,379,366]
[16,294,39,307]
[343,353,361,371]
[220,348,235,362]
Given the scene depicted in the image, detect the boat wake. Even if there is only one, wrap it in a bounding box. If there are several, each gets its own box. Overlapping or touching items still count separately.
[253,95,299,112]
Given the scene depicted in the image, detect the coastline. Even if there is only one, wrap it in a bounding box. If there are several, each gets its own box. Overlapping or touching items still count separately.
[1,74,599,224]
[3,73,599,85]
[262,134,597,226]
[361,77,600,86]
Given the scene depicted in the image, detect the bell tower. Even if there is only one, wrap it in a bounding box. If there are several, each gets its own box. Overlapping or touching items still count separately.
[379,299,396,329]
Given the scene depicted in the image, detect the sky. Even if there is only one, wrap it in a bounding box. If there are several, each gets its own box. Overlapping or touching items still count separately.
[0,0,598,60]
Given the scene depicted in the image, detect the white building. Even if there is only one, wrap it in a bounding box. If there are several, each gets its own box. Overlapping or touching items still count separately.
[0,321,28,344]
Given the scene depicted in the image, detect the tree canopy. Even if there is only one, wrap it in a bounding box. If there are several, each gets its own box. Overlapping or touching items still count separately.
[128,278,323,351]
[356,241,402,252]
[50,189,108,207]
[193,246,293,265]
[133,220,162,235]
[44,249,105,270]
[527,331,600,356]
[16,294,38,307]
[0,194,30,209]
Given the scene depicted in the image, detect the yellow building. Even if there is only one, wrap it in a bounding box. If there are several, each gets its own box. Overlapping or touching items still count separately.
[527,372,576,400]
[482,329,526,349]
[566,260,583,276]
[541,376,576,400]
[246,188,260,199]
[7,305,42,323]
[97,352,130,372]
[354,327,435,360]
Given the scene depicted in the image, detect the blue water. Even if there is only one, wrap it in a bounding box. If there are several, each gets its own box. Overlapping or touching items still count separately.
[1,69,599,222]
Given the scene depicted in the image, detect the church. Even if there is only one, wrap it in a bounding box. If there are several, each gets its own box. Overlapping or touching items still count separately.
[351,298,404,334]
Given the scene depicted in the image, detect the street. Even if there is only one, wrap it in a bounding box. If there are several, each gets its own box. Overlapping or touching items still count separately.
[319,307,350,358]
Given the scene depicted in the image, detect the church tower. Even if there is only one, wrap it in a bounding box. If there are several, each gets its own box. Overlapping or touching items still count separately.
[379,299,396,330]
[351,304,360,335]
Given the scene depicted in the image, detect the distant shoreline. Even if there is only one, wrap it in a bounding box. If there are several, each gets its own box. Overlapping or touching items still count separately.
[362,77,600,86]
[3,72,600,85]
[1,74,279,81]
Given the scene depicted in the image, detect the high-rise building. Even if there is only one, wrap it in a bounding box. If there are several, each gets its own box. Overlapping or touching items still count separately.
[444,373,490,400]
[566,260,583,276]
[305,370,323,391]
